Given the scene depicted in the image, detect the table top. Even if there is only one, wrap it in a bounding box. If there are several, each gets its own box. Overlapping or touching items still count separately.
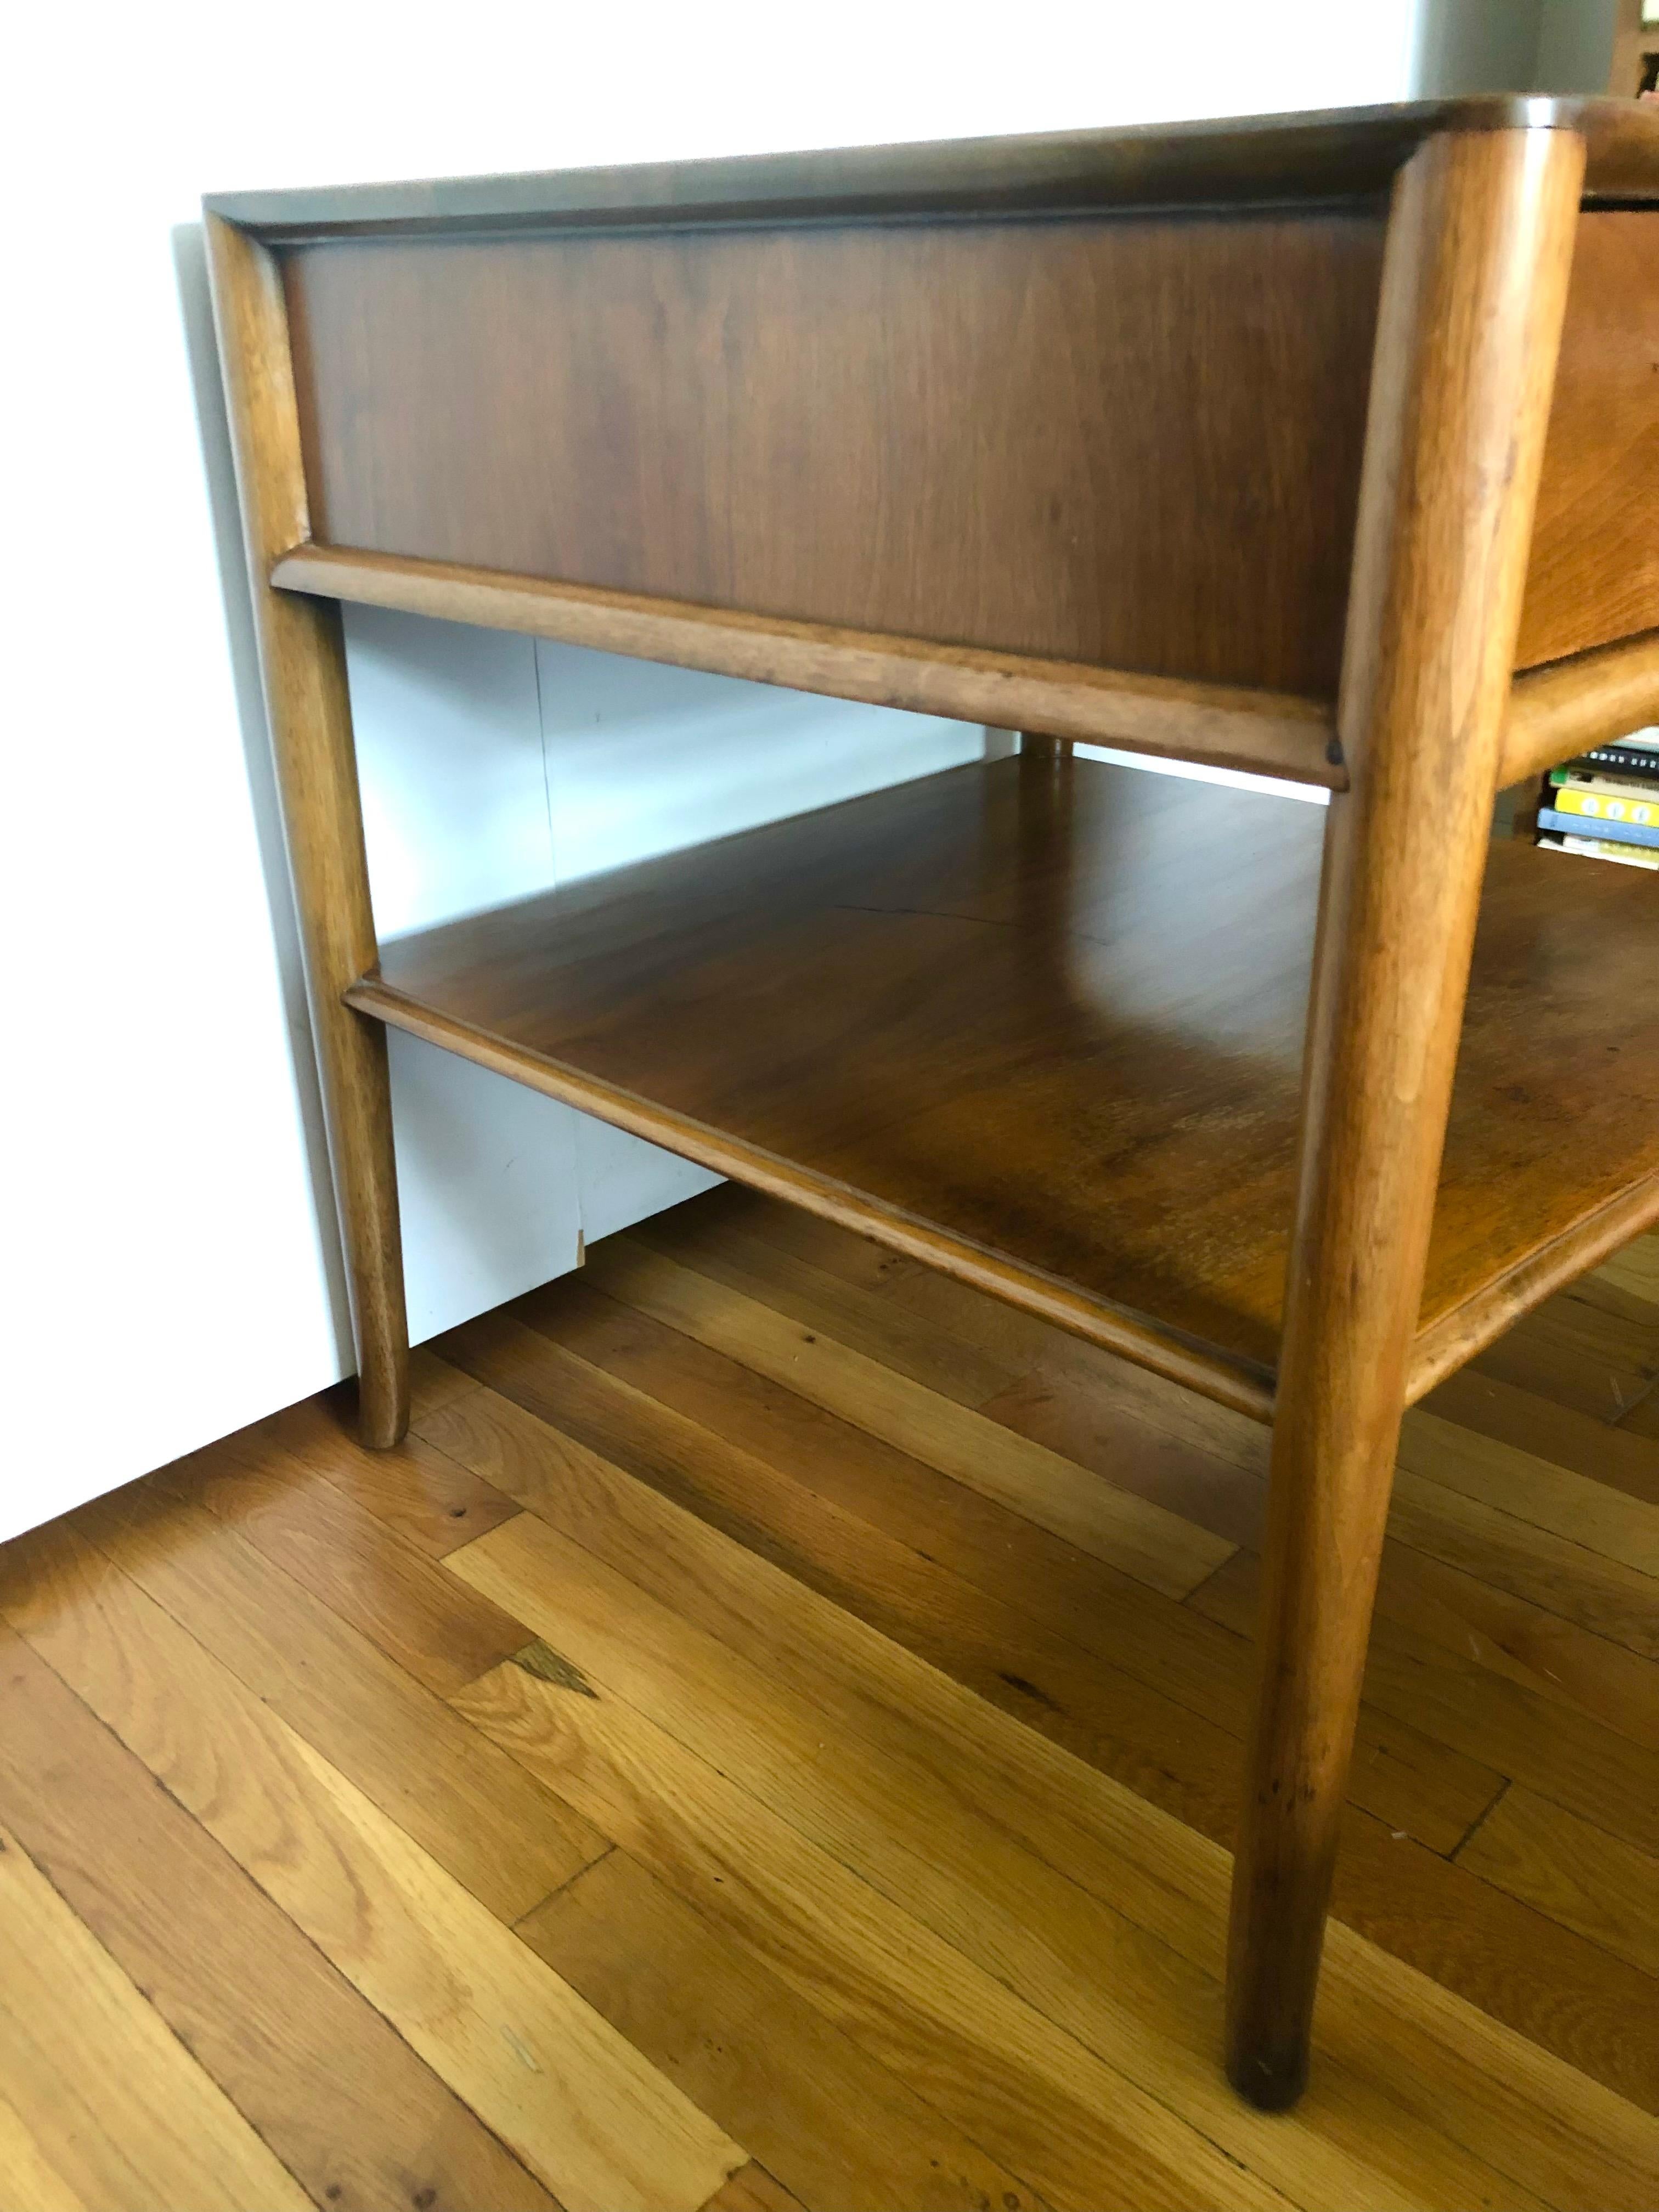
[207,97,1659,239]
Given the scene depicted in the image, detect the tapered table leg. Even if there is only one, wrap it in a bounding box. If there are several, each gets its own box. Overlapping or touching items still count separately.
[206,215,410,1448]
[1224,123,1584,2109]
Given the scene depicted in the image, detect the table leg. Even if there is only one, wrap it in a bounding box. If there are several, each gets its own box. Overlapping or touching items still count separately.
[1223,122,1584,2108]
[206,215,410,1448]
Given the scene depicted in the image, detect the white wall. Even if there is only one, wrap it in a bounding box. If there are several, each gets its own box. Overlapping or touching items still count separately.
[5,0,1438,1541]
[349,606,989,1346]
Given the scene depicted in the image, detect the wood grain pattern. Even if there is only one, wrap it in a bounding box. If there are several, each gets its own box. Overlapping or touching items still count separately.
[284,212,1382,697]
[0,1181,1655,2205]
[263,1392,520,1558]
[425,1329,1659,2207]
[1410,1171,1659,1402]
[1501,628,1659,783]
[158,1423,531,1694]
[41,1482,605,1922]
[430,1297,1659,2126]
[580,1238,1228,1598]
[273,543,1345,787]
[0,1517,742,2212]
[1226,125,1587,2108]
[1517,212,1659,669]
[355,754,1659,1406]
[521,1849,1049,2212]
[1458,1787,1659,1977]
[452,1514,1542,2212]
[275,211,1658,695]
[452,1657,1296,2212]
[205,215,409,1446]
[0,2097,86,2212]
[420,1333,1494,1856]
[0,1812,311,2212]
[0,1616,562,2212]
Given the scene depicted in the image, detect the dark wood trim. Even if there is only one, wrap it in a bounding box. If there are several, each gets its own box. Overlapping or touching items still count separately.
[345,974,1279,1426]
[1408,1167,1659,1402]
[206,98,1658,239]
[272,544,1345,788]
[1500,628,1659,783]
[1224,124,1585,2112]
[205,221,411,1447]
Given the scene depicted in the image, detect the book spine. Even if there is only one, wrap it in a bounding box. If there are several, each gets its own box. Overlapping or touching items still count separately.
[1566,747,1659,782]
[1550,785,1659,828]
[1537,807,1659,850]
[1538,832,1659,870]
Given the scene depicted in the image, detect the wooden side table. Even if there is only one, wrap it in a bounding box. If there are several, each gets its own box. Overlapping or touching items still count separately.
[206,97,1659,2108]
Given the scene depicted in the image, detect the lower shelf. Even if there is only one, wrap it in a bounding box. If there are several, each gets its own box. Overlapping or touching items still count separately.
[351,754,1659,1416]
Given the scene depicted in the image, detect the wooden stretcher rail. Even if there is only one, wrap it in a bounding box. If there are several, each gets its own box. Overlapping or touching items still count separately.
[1407,1166,1659,1403]
[345,971,1280,1425]
[1500,629,1659,785]
[273,543,1346,788]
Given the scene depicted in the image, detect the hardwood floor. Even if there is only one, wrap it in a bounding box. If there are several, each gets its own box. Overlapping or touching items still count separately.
[1,1182,1655,2210]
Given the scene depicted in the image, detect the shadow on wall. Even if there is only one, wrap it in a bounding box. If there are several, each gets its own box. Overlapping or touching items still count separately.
[170,221,356,1373]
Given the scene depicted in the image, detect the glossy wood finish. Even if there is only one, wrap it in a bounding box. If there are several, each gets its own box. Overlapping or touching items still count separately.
[268,165,1658,699]
[273,545,1345,788]
[1517,212,1659,669]
[1226,126,1586,2110]
[1,1191,1654,2208]
[1412,1172,1659,1403]
[204,216,410,1447]
[206,97,1659,2119]
[345,752,1659,1419]
[207,96,1659,238]
[1503,628,1659,785]
[283,212,1384,697]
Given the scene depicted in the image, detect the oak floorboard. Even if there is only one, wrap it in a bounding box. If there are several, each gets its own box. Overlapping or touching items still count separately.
[521,1848,1049,2212]
[427,1323,1659,2121]
[425,1370,1659,2202]
[271,1391,522,1556]
[1592,1233,1659,1311]
[1457,1787,1659,1978]
[36,1481,606,1922]
[0,1180,1654,2209]
[1191,1550,1659,1850]
[0,1615,563,2212]
[452,1510,1549,2212]
[1469,1289,1659,1424]
[157,1422,532,1692]
[0,2095,87,2212]
[502,1285,1496,1848]
[0,1813,312,2212]
[635,1207,1023,1403]
[0,1516,743,2212]
[578,1237,1231,1598]
[453,1654,1294,2212]
[701,2163,810,2212]
[1394,1409,1659,1573]
[1419,1365,1659,1508]
[428,1321,1494,1854]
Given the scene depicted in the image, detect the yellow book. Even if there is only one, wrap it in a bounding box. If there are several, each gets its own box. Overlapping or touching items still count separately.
[1550,784,1659,829]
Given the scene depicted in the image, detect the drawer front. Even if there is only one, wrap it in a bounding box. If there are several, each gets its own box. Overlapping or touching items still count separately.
[283,211,1383,697]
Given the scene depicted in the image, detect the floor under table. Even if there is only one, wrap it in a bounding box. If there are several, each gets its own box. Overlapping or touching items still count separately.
[0,1182,1655,2211]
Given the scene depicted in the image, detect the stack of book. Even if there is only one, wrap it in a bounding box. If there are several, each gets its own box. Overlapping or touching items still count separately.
[1536,731,1659,871]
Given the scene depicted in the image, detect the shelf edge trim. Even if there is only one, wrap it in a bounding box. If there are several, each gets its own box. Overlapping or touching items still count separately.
[1407,1166,1659,1404]
[275,542,1345,789]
